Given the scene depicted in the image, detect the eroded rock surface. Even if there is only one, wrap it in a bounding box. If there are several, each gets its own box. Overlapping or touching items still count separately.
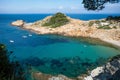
[84,56,120,80]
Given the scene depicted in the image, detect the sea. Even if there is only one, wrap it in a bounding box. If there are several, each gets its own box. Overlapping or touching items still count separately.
[0,14,120,78]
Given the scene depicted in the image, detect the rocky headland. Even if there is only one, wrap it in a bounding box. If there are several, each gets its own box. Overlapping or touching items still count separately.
[11,13,120,48]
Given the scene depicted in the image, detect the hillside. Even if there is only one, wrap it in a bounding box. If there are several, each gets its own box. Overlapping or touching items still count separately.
[42,12,69,28]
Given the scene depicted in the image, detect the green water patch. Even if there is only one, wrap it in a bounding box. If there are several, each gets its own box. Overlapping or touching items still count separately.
[23,56,108,78]
[41,34,120,50]
[8,34,120,78]
[62,36,120,50]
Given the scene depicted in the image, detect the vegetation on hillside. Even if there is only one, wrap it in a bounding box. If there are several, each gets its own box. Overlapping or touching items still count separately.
[88,16,120,29]
[43,12,69,28]
[106,16,120,21]
[0,44,25,80]
[97,26,111,29]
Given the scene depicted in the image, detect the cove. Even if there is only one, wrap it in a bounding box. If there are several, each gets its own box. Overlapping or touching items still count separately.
[8,34,120,78]
[0,14,120,78]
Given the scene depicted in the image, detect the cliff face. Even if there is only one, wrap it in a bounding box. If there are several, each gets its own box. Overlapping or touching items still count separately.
[84,55,120,80]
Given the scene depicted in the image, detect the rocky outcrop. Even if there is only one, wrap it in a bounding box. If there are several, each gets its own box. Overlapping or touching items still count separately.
[32,72,73,80]
[11,20,24,26]
[84,55,120,80]
[11,15,120,48]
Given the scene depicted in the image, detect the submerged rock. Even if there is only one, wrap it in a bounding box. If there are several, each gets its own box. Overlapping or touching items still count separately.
[11,20,24,26]
[32,72,73,80]
[25,57,45,66]
[24,56,120,80]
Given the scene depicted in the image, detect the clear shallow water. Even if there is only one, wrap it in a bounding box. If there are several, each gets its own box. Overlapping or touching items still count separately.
[0,14,120,78]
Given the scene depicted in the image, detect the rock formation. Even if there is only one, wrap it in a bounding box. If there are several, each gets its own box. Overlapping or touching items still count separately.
[11,15,120,48]
[84,55,120,80]
[32,72,73,80]
[11,20,24,26]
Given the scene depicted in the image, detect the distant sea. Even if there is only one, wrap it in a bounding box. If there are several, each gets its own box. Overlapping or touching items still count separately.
[0,14,120,78]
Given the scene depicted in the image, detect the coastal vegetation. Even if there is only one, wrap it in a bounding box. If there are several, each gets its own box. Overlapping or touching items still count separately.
[88,16,120,29]
[97,26,111,29]
[42,12,69,28]
[88,21,94,27]
[106,16,120,21]
[0,44,25,80]
[12,14,120,49]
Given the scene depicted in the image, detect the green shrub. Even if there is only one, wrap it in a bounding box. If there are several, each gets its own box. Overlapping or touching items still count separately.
[43,12,69,28]
[95,20,100,24]
[113,26,117,29]
[106,16,120,21]
[98,26,111,29]
[88,21,94,26]
[0,44,25,80]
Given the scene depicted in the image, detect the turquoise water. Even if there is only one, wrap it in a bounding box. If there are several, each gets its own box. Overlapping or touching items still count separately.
[10,36,120,60]
[0,14,120,78]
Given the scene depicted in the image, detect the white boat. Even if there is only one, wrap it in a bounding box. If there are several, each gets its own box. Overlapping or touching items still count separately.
[10,40,14,43]
[22,35,27,38]
[28,34,32,36]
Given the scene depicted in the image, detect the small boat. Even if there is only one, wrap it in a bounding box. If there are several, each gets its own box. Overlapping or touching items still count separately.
[22,35,27,38]
[28,34,32,37]
[10,40,14,43]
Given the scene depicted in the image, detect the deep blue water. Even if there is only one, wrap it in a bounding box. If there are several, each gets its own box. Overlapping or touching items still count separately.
[0,14,120,78]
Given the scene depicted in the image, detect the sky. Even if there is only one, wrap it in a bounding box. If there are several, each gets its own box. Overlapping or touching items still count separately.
[0,0,120,14]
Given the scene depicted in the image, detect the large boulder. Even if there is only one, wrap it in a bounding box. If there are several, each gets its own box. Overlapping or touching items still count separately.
[11,20,24,26]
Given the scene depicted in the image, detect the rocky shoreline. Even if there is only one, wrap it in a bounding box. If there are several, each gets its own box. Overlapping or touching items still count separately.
[11,16,120,48]
[83,55,120,80]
